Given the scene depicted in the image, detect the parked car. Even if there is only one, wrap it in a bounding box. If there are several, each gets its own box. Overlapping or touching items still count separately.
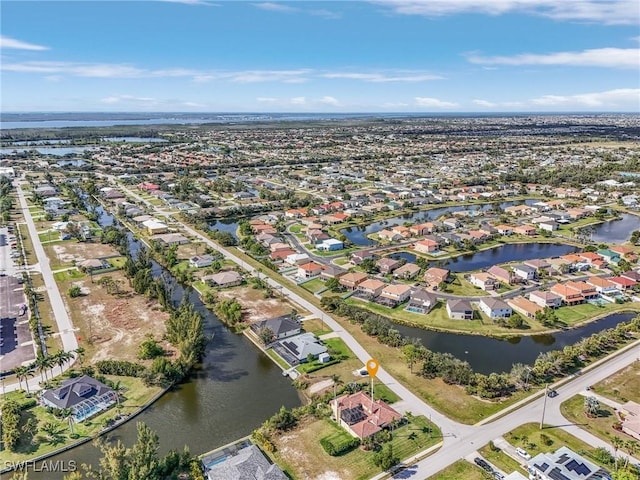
[493,472,504,480]
[547,389,558,398]
[474,457,492,472]
[516,447,531,460]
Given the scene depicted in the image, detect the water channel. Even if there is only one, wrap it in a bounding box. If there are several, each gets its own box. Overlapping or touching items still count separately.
[590,213,640,243]
[30,205,638,478]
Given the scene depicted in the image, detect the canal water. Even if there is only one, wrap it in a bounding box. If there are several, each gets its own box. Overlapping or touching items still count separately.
[590,213,640,243]
[340,200,538,246]
[390,242,579,272]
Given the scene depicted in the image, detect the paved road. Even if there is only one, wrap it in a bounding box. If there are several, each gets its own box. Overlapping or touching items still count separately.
[115,180,640,479]
[8,182,78,390]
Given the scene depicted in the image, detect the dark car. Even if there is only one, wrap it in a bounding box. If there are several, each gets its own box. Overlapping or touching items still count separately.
[547,389,558,398]
[474,458,492,472]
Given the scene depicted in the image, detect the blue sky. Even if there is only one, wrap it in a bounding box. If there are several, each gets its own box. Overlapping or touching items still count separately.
[1,0,639,112]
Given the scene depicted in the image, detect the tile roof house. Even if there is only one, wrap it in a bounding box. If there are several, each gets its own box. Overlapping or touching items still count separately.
[298,261,323,278]
[468,272,497,291]
[41,375,117,422]
[339,272,369,290]
[586,276,619,295]
[487,265,512,285]
[376,257,402,274]
[550,283,584,305]
[609,276,637,290]
[406,289,437,314]
[414,239,439,254]
[330,391,402,440]
[204,444,287,480]
[393,262,421,279]
[203,271,243,288]
[478,297,512,319]
[380,284,412,303]
[564,280,598,300]
[446,299,473,320]
[357,278,387,297]
[423,267,450,286]
[529,290,562,309]
[508,296,543,319]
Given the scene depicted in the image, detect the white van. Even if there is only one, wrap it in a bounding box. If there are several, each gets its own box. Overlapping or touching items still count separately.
[516,447,531,460]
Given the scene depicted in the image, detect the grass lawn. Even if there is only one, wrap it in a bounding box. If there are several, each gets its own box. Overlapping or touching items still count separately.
[271,415,441,480]
[560,395,635,450]
[53,269,86,281]
[554,302,637,326]
[30,273,63,353]
[324,337,355,360]
[302,318,332,336]
[593,361,640,403]
[428,460,490,480]
[506,422,612,469]
[445,274,489,297]
[333,257,351,266]
[479,443,527,476]
[289,224,302,234]
[301,278,326,293]
[19,223,38,265]
[266,348,289,370]
[0,376,161,464]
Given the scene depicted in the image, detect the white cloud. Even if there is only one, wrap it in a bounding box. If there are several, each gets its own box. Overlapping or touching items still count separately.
[309,9,342,19]
[257,97,278,103]
[320,96,341,106]
[291,97,307,105]
[382,102,410,108]
[2,61,145,77]
[373,0,639,25]
[101,95,157,104]
[253,2,298,13]
[467,48,640,69]
[415,97,458,108]
[322,72,443,82]
[0,35,49,51]
[473,99,497,107]
[632,36,640,43]
[530,88,640,108]
[228,69,311,83]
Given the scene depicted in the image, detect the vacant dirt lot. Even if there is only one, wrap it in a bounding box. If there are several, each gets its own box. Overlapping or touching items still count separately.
[61,270,174,363]
[49,240,120,264]
[216,285,295,323]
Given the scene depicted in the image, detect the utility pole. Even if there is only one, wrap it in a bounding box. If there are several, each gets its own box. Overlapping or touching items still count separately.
[540,383,548,429]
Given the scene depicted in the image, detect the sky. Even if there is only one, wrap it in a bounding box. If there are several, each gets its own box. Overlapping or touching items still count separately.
[1,0,639,112]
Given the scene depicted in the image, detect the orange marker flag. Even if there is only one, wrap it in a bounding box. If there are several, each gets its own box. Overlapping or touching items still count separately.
[366,359,379,378]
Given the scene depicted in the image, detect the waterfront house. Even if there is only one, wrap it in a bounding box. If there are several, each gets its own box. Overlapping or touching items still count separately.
[424,267,450,286]
[189,255,214,268]
[478,297,512,319]
[298,262,323,279]
[406,289,437,314]
[508,296,543,319]
[529,290,562,309]
[409,223,435,236]
[609,276,637,291]
[203,271,243,288]
[279,332,327,363]
[376,257,401,274]
[468,272,497,291]
[565,280,598,300]
[339,272,369,290]
[142,219,168,235]
[513,224,537,236]
[538,220,559,232]
[495,224,514,236]
[378,229,404,242]
[41,375,116,422]
[579,252,604,265]
[513,264,536,281]
[487,265,512,285]
[380,284,412,304]
[351,249,376,265]
[153,233,190,246]
[442,218,460,229]
[523,259,552,274]
[203,443,287,480]
[586,276,619,295]
[414,239,439,253]
[393,262,421,279]
[77,258,108,272]
[330,391,402,440]
[550,283,584,305]
[446,299,473,320]
[357,278,387,297]
[596,249,621,265]
[251,314,301,340]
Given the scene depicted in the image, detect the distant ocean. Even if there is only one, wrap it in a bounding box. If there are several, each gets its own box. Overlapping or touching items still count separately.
[0,111,604,130]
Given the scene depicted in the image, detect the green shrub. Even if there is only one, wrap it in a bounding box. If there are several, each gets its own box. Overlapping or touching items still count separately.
[319,435,360,456]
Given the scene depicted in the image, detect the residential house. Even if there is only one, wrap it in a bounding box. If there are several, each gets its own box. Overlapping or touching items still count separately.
[505,204,532,216]
[478,297,512,319]
[271,249,296,262]
[586,276,619,296]
[409,223,435,236]
[609,276,637,291]
[378,229,403,242]
[41,375,117,422]
[321,265,345,280]
[376,257,401,274]
[596,249,621,265]
[513,264,536,281]
[251,315,301,341]
[298,262,323,279]
[621,401,640,441]
[270,242,292,253]
[622,270,640,282]
[579,252,605,266]
[351,250,376,265]
[468,272,497,291]
[203,444,287,480]
[153,233,190,246]
[513,224,537,236]
[495,224,514,236]
[279,333,327,363]
[414,239,439,254]
[391,225,411,238]
[442,218,460,229]
[550,283,584,305]
[339,272,369,290]
[406,289,437,314]
[285,253,310,266]
[189,255,214,268]
[393,263,421,280]
[529,290,562,309]
[380,284,412,303]
[317,238,344,251]
[527,446,610,480]
[539,220,559,232]
[446,299,473,320]
[203,271,243,288]
[77,258,108,272]
[565,280,598,300]
[523,259,552,274]
[357,278,387,297]
[330,391,402,440]
[142,219,168,235]
[508,296,543,319]
[423,267,450,286]
[487,265,512,285]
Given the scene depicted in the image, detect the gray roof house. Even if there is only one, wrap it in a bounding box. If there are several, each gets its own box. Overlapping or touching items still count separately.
[528,446,610,480]
[280,333,327,363]
[41,375,117,422]
[205,444,287,480]
[251,315,301,340]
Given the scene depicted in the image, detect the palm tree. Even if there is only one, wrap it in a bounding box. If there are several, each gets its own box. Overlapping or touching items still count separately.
[53,350,74,374]
[612,436,624,471]
[331,374,343,404]
[75,346,85,367]
[584,396,600,417]
[111,380,125,412]
[35,355,48,382]
[59,408,74,434]
[15,365,34,394]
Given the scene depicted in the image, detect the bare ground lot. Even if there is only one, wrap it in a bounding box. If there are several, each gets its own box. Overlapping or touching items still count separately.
[47,240,120,265]
[216,284,308,323]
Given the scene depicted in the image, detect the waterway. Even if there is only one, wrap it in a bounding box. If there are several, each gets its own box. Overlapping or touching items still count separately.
[102,137,168,143]
[29,206,301,479]
[590,213,640,243]
[340,200,539,246]
[390,243,579,272]
[392,312,638,375]
[0,146,95,156]
[208,218,241,239]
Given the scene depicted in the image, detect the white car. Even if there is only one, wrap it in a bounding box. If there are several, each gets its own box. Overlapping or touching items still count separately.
[516,447,531,460]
